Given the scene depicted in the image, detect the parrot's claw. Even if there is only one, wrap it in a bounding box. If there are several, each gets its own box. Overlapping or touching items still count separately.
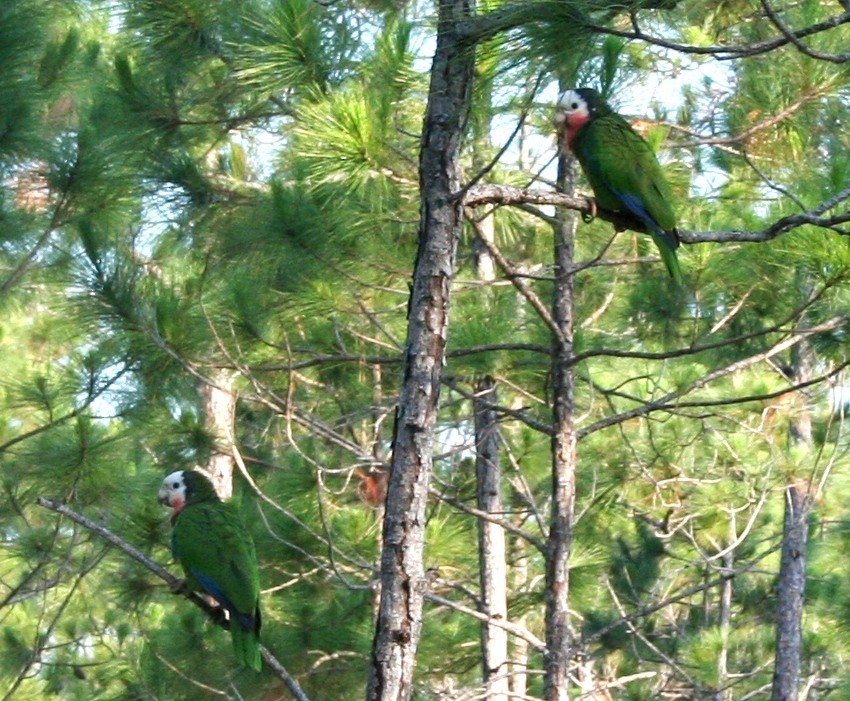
[169,578,190,595]
[582,197,597,223]
[208,605,228,626]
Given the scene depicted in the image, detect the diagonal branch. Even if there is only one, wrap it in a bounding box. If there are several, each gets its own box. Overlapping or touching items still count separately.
[466,212,568,347]
[34,497,310,701]
[759,0,850,64]
[586,8,850,62]
[424,591,546,652]
[578,317,850,439]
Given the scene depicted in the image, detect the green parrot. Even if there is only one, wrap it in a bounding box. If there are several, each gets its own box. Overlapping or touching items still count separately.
[158,470,262,670]
[555,87,683,284]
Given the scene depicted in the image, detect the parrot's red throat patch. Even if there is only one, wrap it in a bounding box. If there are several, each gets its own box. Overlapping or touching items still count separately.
[564,112,590,151]
[168,498,186,524]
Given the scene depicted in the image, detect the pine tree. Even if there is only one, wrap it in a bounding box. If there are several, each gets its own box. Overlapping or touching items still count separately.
[3,2,850,701]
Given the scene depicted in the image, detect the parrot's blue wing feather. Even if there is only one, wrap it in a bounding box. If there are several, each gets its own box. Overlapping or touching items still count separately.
[612,190,658,233]
[190,567,238,613]
[613,189,679,254]
[190,566,256,631]
[231,609,256,631]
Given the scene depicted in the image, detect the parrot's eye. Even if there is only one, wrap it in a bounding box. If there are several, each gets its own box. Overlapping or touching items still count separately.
[172,482,180,489]
[571,102,579,110]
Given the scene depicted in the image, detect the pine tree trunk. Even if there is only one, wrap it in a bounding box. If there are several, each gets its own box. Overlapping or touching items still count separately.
[544,152,579,701]
[199,370,237,500]
[365,1,474,699]
[771,339,813,701]
[771,483,809,701]
[715,547,733,701]
[510,531,529,699]
[474,376,509,701]
[509,389,530,700]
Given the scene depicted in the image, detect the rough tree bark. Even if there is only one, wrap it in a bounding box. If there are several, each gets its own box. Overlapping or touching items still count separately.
[771,483,809,701]
[365,1,475,699]
[474,376,510,701]
[770,340,813,701]
[544,151,579,701]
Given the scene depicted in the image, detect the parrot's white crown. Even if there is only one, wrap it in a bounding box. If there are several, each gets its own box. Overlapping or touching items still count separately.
[556,90,586,111]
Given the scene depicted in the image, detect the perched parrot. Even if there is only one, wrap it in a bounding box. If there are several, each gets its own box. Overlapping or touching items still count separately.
[555,87,683,284]
[158,470,262,671]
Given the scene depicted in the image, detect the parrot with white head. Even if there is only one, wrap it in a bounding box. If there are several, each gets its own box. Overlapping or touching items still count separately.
[555,87,683,284]
[158,469,262,670]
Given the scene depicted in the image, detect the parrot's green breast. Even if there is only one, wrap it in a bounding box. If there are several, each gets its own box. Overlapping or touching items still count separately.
[573,112,677,233]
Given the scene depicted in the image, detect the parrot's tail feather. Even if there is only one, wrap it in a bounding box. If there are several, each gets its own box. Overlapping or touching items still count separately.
[231,622,262,671]
[662,227,680,251]
[650,229,684,285]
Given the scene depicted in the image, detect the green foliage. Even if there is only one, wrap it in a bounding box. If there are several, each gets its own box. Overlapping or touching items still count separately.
[235,0,350,95]
[2,1,850,700]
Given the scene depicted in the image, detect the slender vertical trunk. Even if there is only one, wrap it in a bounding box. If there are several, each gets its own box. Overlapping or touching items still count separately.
[199,370,237,500]
[370,362,387,622]
[474,376,509,701]
[771,483,809,701]
[509,395,530,700]
[544,152,579,701]
[365,1,474,699]
[510,530,529,699]
[771,339,813,701]
[715,547,733,701]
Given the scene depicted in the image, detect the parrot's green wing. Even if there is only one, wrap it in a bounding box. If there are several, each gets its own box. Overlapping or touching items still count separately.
[173,501,262,670]
[573,112,682,284]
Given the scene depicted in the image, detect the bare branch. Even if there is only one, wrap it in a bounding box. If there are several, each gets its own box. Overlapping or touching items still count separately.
[578,317,850,439]
[583,541,782,647]
[586,9,850,62]
[759,0,850,64]
[463,183,850,242]
[466,212,568,347]
[424,591,546,652]
[670,85,834,150]
[428,486,546,553]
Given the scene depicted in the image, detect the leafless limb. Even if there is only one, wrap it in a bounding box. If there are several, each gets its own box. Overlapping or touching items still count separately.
[758,0,850,64]
[604,578,699,688]
[1,527,106,701]
[669,85,833,151]
[442,374,554,437]
[583,538,782,648]
[463,183,850,243]
[424,591,546,652]
[587,8,850,62]
[578,318,850,439]
[428,486,546,552]
[466,213,568,346]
